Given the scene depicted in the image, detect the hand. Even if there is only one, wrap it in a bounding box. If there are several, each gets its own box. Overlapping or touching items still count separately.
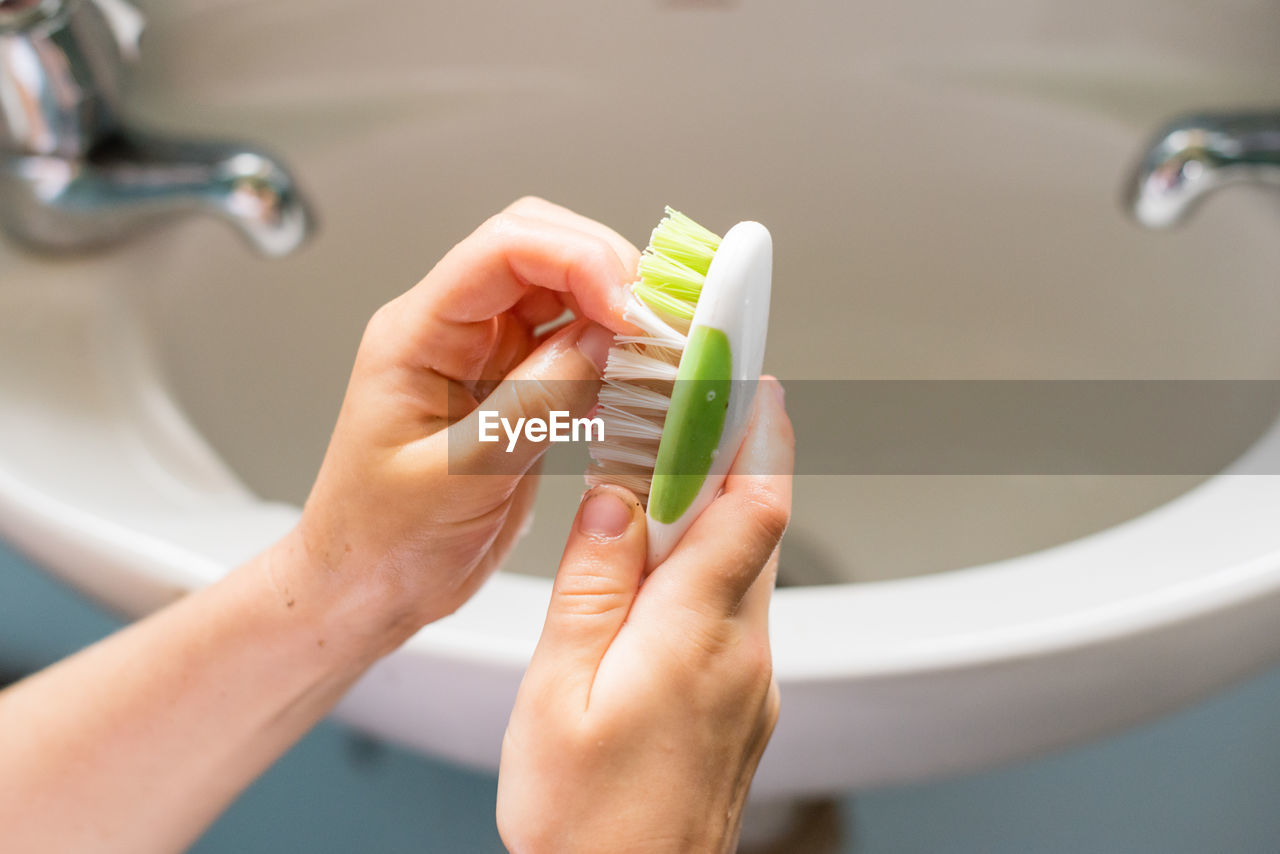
[276,197,641,652]
[497,378,794,854]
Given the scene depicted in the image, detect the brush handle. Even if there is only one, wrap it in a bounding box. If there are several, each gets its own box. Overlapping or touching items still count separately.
[645,221,772,568]
[645,381,758,567]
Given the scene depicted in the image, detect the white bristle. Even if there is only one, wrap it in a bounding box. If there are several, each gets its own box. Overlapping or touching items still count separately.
[589,443,659,468]
[595,407,666,440]
[604,351,681,383]
[587,215,720,502]
[620,298,688,351]
[613,335,683,353]
[588,295,684,494]
[598,381,672,411]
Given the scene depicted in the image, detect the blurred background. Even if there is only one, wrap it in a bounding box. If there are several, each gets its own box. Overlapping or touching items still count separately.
[6,0,1280,850]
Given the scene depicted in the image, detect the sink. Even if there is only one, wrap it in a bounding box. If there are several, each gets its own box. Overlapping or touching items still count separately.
[5,0,1280,795]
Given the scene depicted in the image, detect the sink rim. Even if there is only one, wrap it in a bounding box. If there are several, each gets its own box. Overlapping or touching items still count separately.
[5,260,1280,792]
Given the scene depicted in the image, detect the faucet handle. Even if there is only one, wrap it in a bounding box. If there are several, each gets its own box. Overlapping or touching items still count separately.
[0,1,142,58]
[0,0,129,156]
[0,0,314,257]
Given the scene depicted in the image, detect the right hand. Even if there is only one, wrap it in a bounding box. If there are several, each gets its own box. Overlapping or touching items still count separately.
[277,198,639,655]
[497,377,794,854]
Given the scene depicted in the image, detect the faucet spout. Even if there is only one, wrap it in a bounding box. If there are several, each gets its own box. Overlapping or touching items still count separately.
[1,133,314,257]
[1126,112,1280,229]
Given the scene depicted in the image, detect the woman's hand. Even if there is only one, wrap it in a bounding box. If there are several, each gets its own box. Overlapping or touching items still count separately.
[0,200,643,854]
[497,377,794,854]
[279,197,640,651]
[0,200,792,854]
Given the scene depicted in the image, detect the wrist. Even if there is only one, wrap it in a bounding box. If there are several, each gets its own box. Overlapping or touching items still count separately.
[260,527,424,667]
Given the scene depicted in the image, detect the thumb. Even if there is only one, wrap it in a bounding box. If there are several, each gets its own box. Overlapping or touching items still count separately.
[528,485,647,700]
[449,319,613,476]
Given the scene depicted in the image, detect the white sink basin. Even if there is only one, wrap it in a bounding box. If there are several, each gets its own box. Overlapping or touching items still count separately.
[4,0,1280,796]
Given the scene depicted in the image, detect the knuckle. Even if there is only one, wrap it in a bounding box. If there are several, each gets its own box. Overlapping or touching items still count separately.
[504,195,550,216]
[732,501,788,560]
[356,299,406,367]
[560,238,613,293]
[509,377,558,420]
[553,569,629,618]
[579,235,617,275]
[732,632,775,693]
[761,680,782,735]
[674,605,742,657]
[743,631,774,676]
[740,484,791,551]
[363,299,398,338]
[481,211,522,242]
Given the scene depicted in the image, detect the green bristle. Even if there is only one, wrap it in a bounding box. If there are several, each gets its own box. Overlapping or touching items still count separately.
[649,207,721,275]
[632,208,722,322]
[638,253,704,300]
[634,282,697,320]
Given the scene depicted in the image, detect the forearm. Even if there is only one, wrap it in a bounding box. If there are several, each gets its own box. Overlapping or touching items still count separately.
[0,531,392,854]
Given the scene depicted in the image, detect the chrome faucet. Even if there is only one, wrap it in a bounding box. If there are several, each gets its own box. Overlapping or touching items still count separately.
[0,0,313,257]
[1126,111,1280,229]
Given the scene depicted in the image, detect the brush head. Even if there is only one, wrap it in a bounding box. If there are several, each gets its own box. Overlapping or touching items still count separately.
[586,208,772,566]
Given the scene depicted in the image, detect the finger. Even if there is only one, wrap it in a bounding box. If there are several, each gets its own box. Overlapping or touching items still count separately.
[486,459,543,567]
[503,196,643,276]
[512,288,571,331]
[527,485,647,704]
[474,314,537,398]
[646,377,794,621]
[444,318,614,476]
[387,213,636,383]
[735,545,780,631]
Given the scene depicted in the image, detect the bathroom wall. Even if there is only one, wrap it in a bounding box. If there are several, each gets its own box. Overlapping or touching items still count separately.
[2,538,1279,853]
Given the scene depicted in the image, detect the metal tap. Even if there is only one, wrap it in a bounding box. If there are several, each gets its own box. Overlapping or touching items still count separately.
[1126,111,1280,229]
[0,0,313,257]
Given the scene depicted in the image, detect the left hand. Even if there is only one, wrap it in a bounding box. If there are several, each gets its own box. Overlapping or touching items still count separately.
[497,377,794,854]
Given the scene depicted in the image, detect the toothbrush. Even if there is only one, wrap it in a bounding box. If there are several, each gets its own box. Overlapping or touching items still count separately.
[586,208,773,567]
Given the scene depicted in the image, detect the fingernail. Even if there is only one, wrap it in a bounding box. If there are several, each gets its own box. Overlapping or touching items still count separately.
[770,377,786,406]
[576,322,614,374]
[579,489,631,538]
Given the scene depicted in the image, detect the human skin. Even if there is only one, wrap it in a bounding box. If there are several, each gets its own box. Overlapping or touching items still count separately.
[497,378,793,854]
[0,198,794,853]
